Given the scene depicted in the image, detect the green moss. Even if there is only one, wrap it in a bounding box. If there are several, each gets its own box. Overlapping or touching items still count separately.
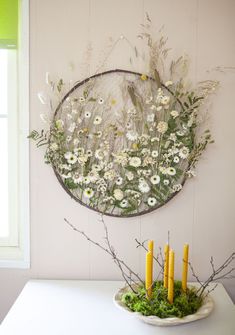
[121,281,203,318]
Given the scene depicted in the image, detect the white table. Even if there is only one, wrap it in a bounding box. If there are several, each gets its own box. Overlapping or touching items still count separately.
[0,280,235,335]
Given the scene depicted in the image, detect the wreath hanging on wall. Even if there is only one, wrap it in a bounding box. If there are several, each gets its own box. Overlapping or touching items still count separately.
[29,19,218,217]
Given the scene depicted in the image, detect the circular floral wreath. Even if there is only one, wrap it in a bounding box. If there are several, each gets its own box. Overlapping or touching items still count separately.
[30,30,218,217]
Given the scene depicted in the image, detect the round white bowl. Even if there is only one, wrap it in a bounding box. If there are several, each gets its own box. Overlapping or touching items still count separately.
[113,285,214,326]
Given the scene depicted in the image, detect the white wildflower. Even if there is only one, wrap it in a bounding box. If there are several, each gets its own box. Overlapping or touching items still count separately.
[156,106,162,112]
[79,96,85,103]
[163,179,170,185]
[84,188,94,198]
[129,157,141,167]
[151,150,159,158]
[126,130,138,141]
[172,184,182,192]
[170,110,179,118]
[157,121,168,134]
[150,175,160,185]
[50,143,58,151]
[55,119,64,129]
[64,152,77,164]
[113,189,124,201]
[120,199,128,208]
[147,197,157,207]
[179,146,189,159]
[138,182,150,193]
[68,122,76,132]
[116,177,123,185]
[173,156,180,163]
[98,97,104,104]
[85,111,91,118]
[160,96,170,105]
[167,167,176,176]
[94,116,102,125]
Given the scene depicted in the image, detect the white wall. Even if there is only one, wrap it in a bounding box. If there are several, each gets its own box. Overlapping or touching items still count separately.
[0,0,235,322]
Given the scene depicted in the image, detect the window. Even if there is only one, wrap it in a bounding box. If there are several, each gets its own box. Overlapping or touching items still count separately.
[0,0,29,268]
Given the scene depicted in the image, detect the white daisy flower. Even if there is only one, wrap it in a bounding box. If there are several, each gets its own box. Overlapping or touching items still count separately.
[126,130,138,141]
[113,189,124,201]
[170,110,179,118]
[167,167,176,176]
[96,131,102,138]
[116,177,123,185]
[147,197,157,207]
[151,150,159,158]
[79,96,85,103]
[98,97,104,104]
[129,157,141,167]
[66,136,72,143]
[173,156,180,163]
[64,152,78,164]
[179,146,189,159]
[85,111,91,118]
[73,175,83,184]
[157,121,168,134]
[147,114,155,122]
[84,188,94,198]
[150,175,160,185]
[120,199,128,208]
[163,179,170,185]
[138,182,150,193]
[94,116,102,125]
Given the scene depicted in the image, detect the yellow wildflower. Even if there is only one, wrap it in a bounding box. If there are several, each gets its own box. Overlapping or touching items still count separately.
[140,74,147,81]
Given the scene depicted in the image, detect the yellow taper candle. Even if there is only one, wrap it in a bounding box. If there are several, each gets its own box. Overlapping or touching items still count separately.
[163,244,169,288]
[145,251,153,298]
[168,249,175,304]
[148,240,154,254]
[182,244,189,292]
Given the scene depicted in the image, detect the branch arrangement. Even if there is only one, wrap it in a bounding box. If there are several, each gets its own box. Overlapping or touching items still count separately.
[65,215,235,299]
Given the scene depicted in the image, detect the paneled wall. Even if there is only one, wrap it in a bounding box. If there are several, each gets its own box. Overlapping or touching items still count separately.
[0,0,234,322]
